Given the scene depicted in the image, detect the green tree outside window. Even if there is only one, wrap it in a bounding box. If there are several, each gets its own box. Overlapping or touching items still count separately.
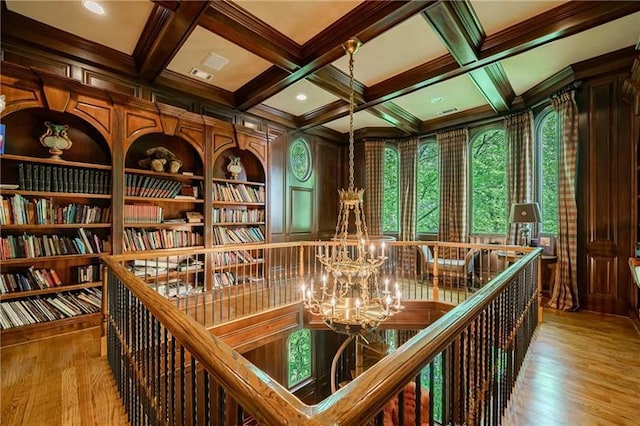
[539,112,559,234]
[417,141,439,233]
[288,329,311,387]
[471,129,507,234]
[383,147,399,233]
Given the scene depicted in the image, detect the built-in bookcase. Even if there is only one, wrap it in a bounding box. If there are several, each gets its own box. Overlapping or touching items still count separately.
[0,109,111,342]
[123,134,205,253]
[0,65,272,344]
[211,148,266,288]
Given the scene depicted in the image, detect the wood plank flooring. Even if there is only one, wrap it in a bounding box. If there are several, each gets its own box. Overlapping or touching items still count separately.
[506,309,640,426]
[1,327,128,425]
[1,309,638,425]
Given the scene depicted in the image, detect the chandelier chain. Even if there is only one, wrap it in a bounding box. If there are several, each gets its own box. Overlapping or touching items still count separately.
[348,46,355,192]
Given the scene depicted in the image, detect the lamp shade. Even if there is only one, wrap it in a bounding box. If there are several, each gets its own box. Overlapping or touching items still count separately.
[509,202,542,224]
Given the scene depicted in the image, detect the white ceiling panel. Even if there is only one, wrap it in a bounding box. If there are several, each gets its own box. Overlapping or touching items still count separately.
[168,27,272,92]
[233,1,362,45]
[262,79,340,117]
[324,110,392,133]
[502,12,640,96]
[472,0,569,36]
[331,15,449,86]
[392,74,489,121]
[6,0,153,55]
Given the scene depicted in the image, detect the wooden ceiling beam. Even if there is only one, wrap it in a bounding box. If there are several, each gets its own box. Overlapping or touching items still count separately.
[234,1,436,111]
[367,102,421,135]
[298,100,350,131]
[422,0,515,113]
[361,1,640,116]
[200,2,303,72]
[138,0,210,81]
[307,66,365,105]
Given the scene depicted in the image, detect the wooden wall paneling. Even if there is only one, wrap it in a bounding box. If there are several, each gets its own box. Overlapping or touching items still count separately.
[122,105,163,151]
[111,105,126,254]
[285,134,315,239]
[1,45,72,78]
[269,131,286,239]
[316,140,343,237]
[0,65,45,116]
[578,73,634,315]
[82,69,142,98]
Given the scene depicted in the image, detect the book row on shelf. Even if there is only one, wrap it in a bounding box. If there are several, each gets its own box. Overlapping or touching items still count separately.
[0,229,110,259]
[0,267,62,294]
[149,280,199,299]
[212,272,264,288]
[0,288,102,330]
[213,250,260,266]
[123,228,204,252]
[18,163,111,194]
[78,264,102,284]
[0,195,111,225]
[128,257,205,277]
[212,207,264,223]
[213,226,265,245]
[125,173,197,199]
[213,271,236,287]
[212,182,265,203]
[124,204,164,224]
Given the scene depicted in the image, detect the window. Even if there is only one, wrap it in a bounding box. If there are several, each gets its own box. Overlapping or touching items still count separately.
[471,129,507,234]
[383,146,399,233]
[287,329,311,387]
[537,110,559,234]
[289,138,312,182]
[417,141,439,234]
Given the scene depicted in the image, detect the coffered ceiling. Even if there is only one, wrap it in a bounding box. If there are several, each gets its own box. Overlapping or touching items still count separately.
[2,1,639,140]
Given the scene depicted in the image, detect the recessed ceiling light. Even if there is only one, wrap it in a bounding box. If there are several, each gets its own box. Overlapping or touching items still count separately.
[82,1,106,15]
[190,68,213,81]
[296,94,307,101]
[431,97,444,103]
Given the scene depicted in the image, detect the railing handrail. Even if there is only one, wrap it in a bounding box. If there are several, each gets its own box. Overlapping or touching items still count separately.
[106,240,534,262]
[102,242,541,425]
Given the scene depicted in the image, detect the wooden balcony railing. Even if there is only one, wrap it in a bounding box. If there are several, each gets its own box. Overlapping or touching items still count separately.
[102,242,541,425]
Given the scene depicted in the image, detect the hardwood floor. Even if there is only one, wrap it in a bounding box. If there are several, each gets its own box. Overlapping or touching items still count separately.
[506,309,640,426]
[1,327,128,426]
[1,309,638,425]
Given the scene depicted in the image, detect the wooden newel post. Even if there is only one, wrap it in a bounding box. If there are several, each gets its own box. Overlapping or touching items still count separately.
[433,245,440,300]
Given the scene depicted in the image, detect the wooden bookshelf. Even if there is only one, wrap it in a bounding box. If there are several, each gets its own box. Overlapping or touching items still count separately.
[0,190,112,199]
[0,281,102,301]
[0,154,112,170]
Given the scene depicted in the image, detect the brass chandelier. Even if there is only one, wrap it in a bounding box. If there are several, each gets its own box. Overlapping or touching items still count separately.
[302,38,403,337]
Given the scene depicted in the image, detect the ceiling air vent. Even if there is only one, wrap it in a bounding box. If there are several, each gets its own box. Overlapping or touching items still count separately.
[202,53,230,71]
[190,68,213,81]
[436,107,459,116]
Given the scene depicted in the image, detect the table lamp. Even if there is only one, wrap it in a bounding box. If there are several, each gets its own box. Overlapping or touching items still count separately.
[509,202,542,246]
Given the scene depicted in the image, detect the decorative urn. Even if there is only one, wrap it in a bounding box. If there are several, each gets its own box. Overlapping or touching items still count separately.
[40,122,73,159]
[227,156,243,179]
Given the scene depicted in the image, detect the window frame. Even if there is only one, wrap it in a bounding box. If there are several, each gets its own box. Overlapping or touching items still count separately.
[468,125,508,237]
[382,144,400,234]
[534,105,560,236]
[416,138,439,236]
[286,328,313,389]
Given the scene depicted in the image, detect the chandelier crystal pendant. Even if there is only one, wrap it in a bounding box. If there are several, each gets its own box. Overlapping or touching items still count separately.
[302,38,403,337]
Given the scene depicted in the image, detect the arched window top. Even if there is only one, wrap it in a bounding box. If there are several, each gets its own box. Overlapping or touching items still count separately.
[289,138,312,182]
[287,329,311,387]
[536,107,559,235]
